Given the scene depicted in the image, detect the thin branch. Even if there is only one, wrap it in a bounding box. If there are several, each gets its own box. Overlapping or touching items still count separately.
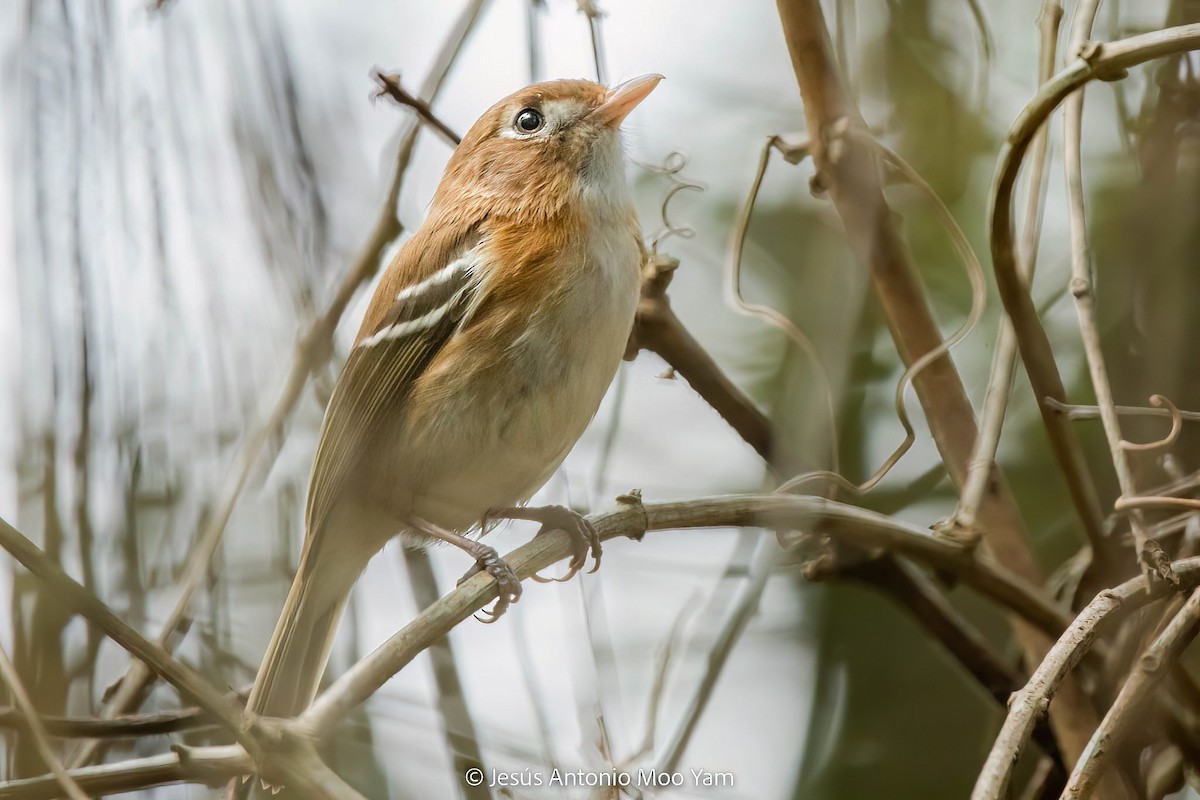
[774,0,1104,765]
[401,549,490,800]
[68,0,491,768]
[1045,397,1200,424]
[0,745,252,800]
[951,0,1063,542]
[972,558,1200,800]
[1062,0,1159,579]
[1062,588,1200,799]
[0,705,214,739]
[372,70,461,147]
[0,643,88,800]
[577,0,607,84]
[629,255,786,470]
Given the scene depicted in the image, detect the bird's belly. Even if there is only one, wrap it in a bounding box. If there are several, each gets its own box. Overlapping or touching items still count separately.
[402,275,637,531]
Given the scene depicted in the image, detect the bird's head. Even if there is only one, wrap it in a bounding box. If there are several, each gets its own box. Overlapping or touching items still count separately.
[431,75,662,224]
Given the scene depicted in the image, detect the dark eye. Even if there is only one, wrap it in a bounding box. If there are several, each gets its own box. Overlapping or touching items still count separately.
[515,108,544,133]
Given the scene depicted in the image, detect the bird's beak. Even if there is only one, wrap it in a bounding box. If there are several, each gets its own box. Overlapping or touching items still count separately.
[589,74,664,129]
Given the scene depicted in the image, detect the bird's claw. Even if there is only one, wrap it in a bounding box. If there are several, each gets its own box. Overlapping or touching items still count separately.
[457,544,522,622]
[525,505,602,583]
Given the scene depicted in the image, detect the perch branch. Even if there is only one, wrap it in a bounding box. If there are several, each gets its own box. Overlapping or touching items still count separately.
[301,493,1071,735]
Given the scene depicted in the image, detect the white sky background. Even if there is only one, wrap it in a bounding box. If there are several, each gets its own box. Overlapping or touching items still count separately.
[0,0,1182,797]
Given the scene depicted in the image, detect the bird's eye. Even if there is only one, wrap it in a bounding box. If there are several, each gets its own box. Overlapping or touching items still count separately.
[514,108,544,133]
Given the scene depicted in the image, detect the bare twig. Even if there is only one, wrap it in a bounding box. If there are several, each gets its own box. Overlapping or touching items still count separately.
[951,0,1063,542]
[972,558,1200,800]
[1046,397,1200,424]
[0,643,88,800]
[68,0,491,768]
[401,549,490,800]
[1116,497,1200,513]
[372,70,461,147]
[630,255,784,470]
[0,745,252,800]
[0,705,214,739]
[1062,0,1159,580]
[577,0,607,84]
[1062,589,1200,799]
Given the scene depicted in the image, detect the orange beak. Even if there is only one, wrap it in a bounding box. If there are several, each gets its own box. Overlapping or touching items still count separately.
[588,74,664,128]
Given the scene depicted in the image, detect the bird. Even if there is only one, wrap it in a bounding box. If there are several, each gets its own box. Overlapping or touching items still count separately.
[246,74,662,723]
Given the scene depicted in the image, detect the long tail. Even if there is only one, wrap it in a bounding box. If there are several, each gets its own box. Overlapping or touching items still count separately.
[247,534,360,720]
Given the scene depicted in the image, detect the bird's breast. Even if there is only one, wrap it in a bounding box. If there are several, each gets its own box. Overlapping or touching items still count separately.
[395,209,642,529]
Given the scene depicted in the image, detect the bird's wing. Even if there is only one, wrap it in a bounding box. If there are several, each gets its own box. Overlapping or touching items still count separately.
[305,245,483,534]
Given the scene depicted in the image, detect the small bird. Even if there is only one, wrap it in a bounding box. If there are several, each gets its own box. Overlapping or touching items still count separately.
[247,74,662,722]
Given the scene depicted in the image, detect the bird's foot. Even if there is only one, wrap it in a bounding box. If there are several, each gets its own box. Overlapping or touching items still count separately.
[456,542,522,622]
[491,505,601,583]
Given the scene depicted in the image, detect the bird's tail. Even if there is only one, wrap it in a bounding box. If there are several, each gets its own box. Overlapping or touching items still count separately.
[246,536,356,720]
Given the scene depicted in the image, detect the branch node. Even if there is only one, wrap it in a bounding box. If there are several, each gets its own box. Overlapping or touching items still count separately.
[932,516,984,549]
[1076,40,1129,81]
[615,489,648,541]
[1141,538,1181,587]
[1069,276,1091,298]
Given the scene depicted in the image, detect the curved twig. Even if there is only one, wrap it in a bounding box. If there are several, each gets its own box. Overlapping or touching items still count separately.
[638,151,703,253]
[773,132,989,497]
[1119,395,1183,453]
[1115,496,1200,513]
[727,136,840,477]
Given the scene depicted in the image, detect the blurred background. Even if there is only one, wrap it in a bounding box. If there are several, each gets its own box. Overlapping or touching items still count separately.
[1,0,1198,797]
